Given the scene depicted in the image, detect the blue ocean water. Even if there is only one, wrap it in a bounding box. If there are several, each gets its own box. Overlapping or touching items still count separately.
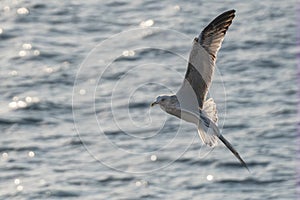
[0,0,297,199]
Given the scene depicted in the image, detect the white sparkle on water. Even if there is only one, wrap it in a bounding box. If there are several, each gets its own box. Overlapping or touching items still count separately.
[135,180,148,187]
[9,70,18,76]
[22,43,32,50]
[14,179,21,185]
[28,151,35,158]
[33,50,40,56]
[135,181,142,187]
[8,102,18,109]
[45,67,54,73]
[206,174,214,181]
[122,50,135,57]
[17,7,29,15]
[17,101,27,108]
[79,89,86,95]
[19,50,27,57]
[3,6,10,12]
[174,5,181,11]
[2,152,8,159]
[25,97,32,103]
[17,185,23,191]
[139,19,154,27]
[150,155,157,161]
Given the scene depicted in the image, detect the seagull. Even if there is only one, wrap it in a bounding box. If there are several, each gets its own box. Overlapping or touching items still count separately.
[151,10,249,171]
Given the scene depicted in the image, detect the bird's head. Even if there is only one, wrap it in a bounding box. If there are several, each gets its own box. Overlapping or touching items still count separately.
[151,95,178,110]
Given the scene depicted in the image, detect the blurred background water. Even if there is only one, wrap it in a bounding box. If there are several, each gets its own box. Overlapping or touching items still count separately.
[0,0,298,199]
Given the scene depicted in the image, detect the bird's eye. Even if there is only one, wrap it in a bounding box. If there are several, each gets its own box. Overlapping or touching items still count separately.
[161,99,165,102]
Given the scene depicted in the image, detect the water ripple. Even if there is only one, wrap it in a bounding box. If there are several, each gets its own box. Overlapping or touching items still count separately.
[216,177,286,185]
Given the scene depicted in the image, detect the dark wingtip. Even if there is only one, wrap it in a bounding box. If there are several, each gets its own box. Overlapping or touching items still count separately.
[224,9,236,15]
[198,9,237,61]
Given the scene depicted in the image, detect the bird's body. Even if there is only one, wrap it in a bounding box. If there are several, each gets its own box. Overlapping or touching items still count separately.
[151,10,249,171]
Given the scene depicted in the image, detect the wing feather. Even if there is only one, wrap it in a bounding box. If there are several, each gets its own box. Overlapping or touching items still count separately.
[176,10,235,112]
[199,9,236,62]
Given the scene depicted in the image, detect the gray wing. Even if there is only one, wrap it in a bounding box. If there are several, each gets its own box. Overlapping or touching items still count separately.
[176,10,235,112]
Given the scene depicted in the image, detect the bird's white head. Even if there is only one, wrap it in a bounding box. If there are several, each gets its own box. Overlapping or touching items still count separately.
[151,95,178,111]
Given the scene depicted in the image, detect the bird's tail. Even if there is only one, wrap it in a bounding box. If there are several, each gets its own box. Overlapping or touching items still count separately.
[197,128,218,147]
[199,99,249,171]
[218,134,250,172]
[197,98,219,146]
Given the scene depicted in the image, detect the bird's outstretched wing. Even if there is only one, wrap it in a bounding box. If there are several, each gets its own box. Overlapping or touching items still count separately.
[176,10,235,112]
[199,9,235,63]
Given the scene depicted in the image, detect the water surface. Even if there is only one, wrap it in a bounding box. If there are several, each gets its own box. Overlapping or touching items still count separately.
[0,1,297,199]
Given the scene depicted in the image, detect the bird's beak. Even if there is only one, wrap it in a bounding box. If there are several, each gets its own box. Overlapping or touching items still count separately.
[151,102,157,107]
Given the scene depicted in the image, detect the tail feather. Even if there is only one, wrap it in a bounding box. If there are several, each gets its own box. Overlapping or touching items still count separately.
[197,128,218,147]
[218,134,250,172]
[199,101,249,172]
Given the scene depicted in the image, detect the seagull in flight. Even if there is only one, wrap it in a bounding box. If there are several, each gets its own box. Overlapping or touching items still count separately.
[151,10,249,171]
